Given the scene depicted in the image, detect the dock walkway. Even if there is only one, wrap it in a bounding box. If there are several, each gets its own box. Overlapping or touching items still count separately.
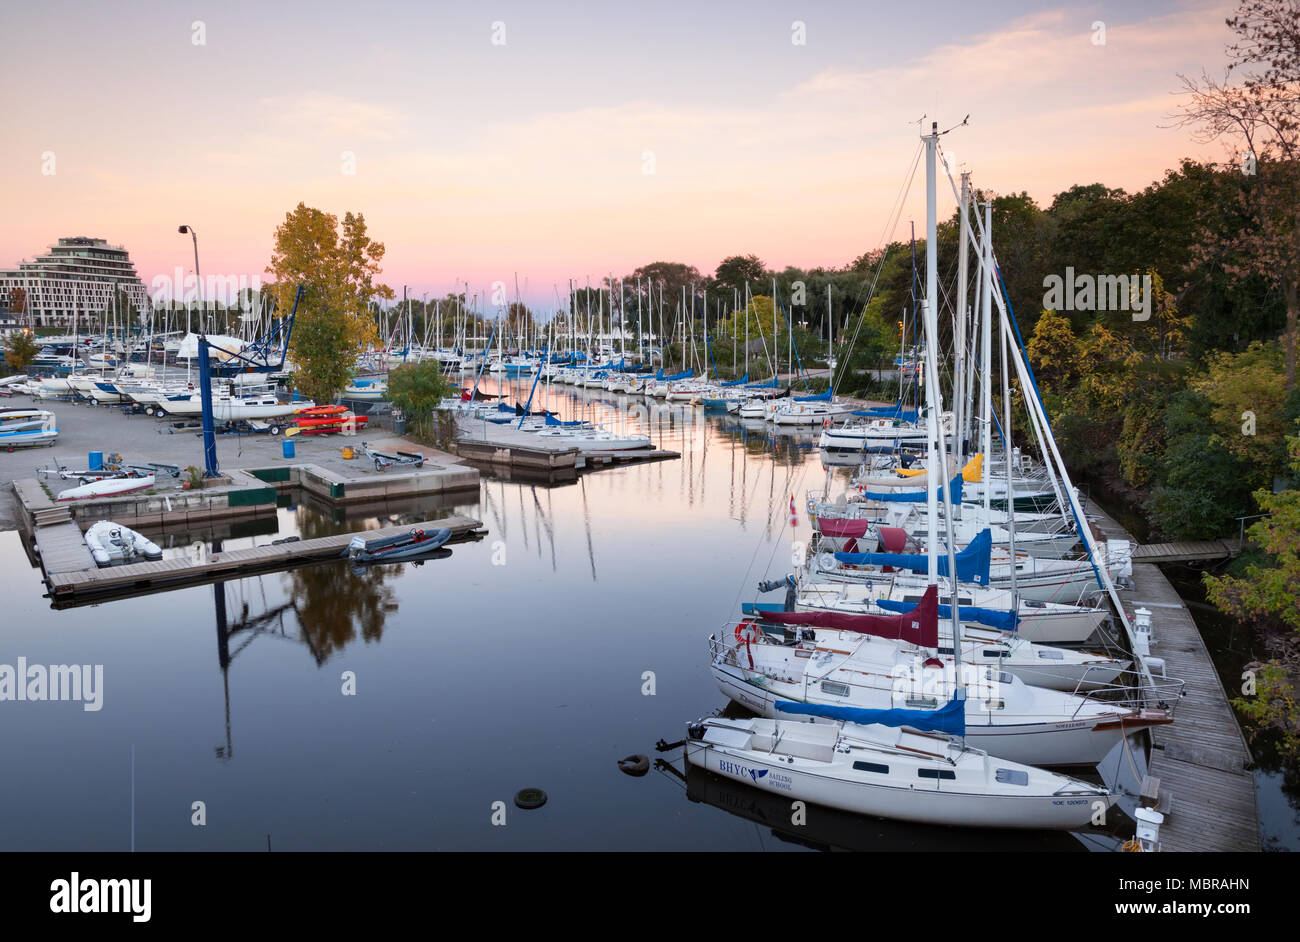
[38,513,483,605]
[1089,506,1260,852]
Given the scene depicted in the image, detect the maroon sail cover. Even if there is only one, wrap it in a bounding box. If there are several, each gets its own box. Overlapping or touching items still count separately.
[760,585,938,648]
[816,517,872,539]
[878,526,909,553]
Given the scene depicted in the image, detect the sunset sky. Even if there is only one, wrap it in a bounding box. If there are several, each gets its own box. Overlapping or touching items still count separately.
[1,0,1239,311]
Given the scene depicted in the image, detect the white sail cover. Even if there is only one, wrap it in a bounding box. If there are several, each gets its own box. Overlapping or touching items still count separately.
[176,333,246,361]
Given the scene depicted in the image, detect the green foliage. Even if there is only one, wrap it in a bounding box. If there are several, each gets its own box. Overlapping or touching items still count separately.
[2,330,39,374]
[1204,433,1300,633]
[1146,390,1260,538]
[387,361,455,442]
[1229,660,1300,758]
[712,254,768,294]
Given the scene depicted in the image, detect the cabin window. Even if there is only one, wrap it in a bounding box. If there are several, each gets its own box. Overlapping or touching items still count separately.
[1037,650,1064,660]
[852,761,889,774]
[985,670,1013,686]
[918,769,956,780]
[905,697,938,709]
[981,649,1008,658]
[820,681,851,697]
[937,647,954,655]
[981,699,1006,712]
[995,768,1029,786]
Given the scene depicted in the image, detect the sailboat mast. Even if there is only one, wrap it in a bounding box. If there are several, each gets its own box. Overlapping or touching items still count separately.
[981,200,994,513]
[922,120,965,689]
[955,171,970,459]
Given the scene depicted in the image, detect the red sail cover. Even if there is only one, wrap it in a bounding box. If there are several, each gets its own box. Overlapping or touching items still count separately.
[816,517,872,539]
[760,585,938,648]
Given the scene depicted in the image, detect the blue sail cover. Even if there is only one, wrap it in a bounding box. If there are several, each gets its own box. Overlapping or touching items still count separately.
[775,698,965,737]
[721,373,749,387]
[794,388,832,402]
[852,408,919,422]
[875,597,1019,632]
[746,377,780,389]
[861,475,963,505]
[834,528,993,586]
[543,414,586,427]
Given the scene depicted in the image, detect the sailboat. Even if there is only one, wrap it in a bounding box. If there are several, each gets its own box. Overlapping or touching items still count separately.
[682,711,1116,829]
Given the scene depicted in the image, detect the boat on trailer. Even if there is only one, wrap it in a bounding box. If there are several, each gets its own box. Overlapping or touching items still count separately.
[57,474,155,501]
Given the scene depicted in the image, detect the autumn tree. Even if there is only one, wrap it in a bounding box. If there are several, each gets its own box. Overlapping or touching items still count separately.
[266,204,393,403]
[3,330,39,374]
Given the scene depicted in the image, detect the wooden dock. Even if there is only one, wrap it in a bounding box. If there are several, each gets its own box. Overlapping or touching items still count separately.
[36,513,484,607]
[453,419,679,474]
[1131,539,1244,563]
[1089,506,1260,852]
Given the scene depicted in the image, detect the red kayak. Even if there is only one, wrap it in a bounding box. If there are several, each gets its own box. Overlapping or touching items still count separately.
[294,411,368,435]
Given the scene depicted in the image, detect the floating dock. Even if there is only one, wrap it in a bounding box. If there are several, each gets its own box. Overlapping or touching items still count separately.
[12,465,485,608]
[1089,504,1260,852]
[452,418,679,476]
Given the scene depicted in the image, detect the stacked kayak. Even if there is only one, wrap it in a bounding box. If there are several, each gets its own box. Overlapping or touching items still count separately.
[293,404,367,435]
[84,520,163,567]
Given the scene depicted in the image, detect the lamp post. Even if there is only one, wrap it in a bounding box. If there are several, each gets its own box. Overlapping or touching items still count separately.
[177,225,202,319]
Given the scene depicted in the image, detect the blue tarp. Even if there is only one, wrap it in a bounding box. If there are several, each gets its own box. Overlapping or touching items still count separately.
[834,528,992,586]
[775,698,965,737]
[746,377,780,389]
[721,373,749,387]
[794,389,832,402]
[875,597,1020,632]
[861,474,963,505]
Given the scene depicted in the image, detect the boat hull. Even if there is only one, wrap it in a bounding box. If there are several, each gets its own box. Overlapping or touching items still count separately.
[684,734,1112,829]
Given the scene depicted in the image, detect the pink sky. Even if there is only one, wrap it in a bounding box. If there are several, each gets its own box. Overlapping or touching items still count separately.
[0,1,1236,311]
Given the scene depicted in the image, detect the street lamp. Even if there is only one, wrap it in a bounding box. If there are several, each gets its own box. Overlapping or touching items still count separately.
[177,225,202,310]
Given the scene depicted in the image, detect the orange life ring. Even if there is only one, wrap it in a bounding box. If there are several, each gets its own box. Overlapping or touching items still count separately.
[734,622,761,644]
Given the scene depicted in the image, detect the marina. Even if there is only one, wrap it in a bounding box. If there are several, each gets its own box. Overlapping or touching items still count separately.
[1,1,1296,876]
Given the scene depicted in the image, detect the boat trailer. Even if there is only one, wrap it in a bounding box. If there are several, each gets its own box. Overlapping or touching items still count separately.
[360,442,426,472]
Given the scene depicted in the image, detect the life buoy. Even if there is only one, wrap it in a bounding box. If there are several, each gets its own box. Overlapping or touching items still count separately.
[734,622,761,644]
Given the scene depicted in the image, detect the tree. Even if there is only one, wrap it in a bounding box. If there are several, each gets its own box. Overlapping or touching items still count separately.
[387,360,456,443]
[1205,431,1300,633]
[3,330,39,375]
[1193,340,1291,478]
[712,254,768,294]
[623,262,702,308]
[266,203,393,403]
[1175,0,1300,388]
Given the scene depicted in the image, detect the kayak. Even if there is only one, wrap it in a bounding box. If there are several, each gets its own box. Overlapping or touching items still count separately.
[58,475,156,501]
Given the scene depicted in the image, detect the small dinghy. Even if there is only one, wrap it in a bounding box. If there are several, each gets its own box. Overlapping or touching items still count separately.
[84,520,163,567]
[57,474,155,501]
[344,527,451,563]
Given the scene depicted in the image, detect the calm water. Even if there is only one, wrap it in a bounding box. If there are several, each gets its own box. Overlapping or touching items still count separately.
[0,380,1153,851]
